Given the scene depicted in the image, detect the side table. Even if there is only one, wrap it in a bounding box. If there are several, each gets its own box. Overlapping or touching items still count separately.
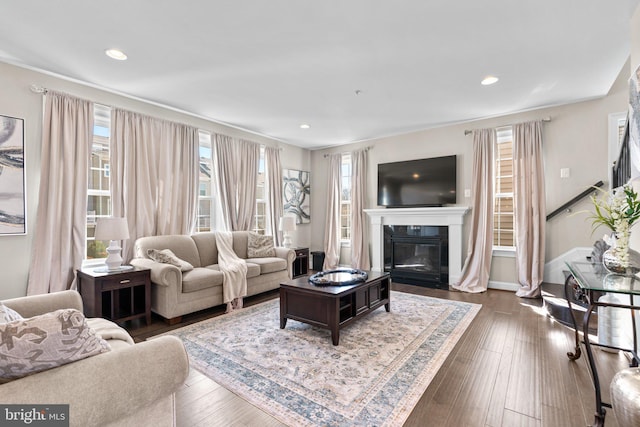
[76,266,152,326]
[292,247,309,278]
[564,261,640,427]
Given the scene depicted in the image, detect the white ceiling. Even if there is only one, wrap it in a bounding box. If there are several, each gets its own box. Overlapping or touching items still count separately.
[0,1,638,150]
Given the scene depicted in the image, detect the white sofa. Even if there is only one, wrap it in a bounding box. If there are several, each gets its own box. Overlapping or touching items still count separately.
[0,290,189,427]
[130,231,295,324]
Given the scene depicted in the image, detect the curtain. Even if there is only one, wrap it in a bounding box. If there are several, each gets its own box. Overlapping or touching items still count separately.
[111,108,199,262]
[323,154,342,269]
[451,129,495,293]
[213,135,259,231]
[236,139,259,231]
[27,92,93,294]
[213,134,236,230]
[350,148,370,269]
[265,146,284,245]
[514,121,546,298]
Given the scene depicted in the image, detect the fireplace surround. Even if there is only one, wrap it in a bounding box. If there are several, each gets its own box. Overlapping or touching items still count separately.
[364,207,470,286]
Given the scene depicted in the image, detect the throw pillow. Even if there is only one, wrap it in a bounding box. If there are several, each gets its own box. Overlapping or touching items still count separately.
[147,248,194,272]
[0,309,111,382]
[0,302,23,323]
[247,232,276,258]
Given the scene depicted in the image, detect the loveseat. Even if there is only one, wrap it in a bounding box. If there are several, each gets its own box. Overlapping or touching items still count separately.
[0,290,189,427]
[130,231,295,324]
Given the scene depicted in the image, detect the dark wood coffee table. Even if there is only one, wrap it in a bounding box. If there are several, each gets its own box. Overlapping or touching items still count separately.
[279,271,391,345]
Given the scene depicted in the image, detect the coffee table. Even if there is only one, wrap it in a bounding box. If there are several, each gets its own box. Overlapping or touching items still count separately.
[279,270,391,345]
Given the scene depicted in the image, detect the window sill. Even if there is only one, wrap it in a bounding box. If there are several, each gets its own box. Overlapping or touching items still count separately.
[493,248,516,258]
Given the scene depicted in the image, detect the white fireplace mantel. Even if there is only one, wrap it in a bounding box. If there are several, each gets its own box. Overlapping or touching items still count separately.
[364,207,470,285]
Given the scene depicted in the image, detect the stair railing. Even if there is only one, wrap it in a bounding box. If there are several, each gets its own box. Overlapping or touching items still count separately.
[546,181,604,221]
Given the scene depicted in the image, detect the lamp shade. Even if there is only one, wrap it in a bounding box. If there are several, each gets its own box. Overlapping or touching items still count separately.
[95,217,130,241]
[279,216,296,232]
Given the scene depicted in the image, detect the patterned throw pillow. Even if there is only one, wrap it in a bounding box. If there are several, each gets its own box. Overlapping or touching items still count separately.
[0,309,111,382]
[147,248,194,272]
[247,232,276,258]
[0,302,23,323]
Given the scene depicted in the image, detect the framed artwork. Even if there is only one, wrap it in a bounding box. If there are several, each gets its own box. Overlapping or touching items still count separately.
[283,169,310,224]
[0,115,26,235]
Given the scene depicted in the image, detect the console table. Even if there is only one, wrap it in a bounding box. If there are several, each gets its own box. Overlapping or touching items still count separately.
[564,261,640,427]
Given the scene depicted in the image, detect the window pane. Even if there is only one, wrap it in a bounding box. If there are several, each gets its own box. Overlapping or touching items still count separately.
[493,131,515,247]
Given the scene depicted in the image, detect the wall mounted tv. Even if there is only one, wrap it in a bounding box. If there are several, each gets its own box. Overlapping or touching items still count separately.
[377,155,457,207]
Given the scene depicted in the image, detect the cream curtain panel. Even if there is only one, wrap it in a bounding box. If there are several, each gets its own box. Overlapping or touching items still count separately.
[452,129,495,293]
[28,92,93,295]
[350,148,370,270]
[514,121,546,298]
[265,146,284,246]
[213,135,259,231]
[111,108,199,262]
[323,154,342,269]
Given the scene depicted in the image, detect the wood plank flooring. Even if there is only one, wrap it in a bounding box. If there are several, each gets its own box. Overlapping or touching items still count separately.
[127,283,631,427]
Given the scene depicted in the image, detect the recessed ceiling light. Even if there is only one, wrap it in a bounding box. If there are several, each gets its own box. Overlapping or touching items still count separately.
[105,49,127,61]
[300,124,310,129]
[481,76,499,85]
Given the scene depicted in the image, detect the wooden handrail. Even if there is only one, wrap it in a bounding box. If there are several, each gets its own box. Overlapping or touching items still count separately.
[546,181,604,221]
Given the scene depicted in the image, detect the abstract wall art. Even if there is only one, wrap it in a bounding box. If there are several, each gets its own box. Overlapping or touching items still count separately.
[283,168,310,224]
[0,115,26,235]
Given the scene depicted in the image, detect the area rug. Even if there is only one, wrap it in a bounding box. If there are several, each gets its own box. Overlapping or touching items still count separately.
[166,291,481,426]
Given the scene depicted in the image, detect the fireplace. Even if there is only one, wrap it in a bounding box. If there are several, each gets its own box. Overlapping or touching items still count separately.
[384,225,448,288]
[364,207,469,286]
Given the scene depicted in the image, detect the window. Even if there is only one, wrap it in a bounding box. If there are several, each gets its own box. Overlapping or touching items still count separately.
[253,146,267,234]
[341,153,352,243]
[86,104,112,259]
[494,128,515,248]
[197,131,213,232]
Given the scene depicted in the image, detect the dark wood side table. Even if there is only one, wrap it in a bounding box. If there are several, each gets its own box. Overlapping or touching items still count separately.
[76,266,151,326]
[292,247,309,278]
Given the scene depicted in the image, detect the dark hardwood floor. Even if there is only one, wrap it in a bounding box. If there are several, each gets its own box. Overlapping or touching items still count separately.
[126,283,629,427]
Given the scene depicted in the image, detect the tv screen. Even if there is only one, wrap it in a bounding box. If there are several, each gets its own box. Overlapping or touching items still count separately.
[377,155,456,207]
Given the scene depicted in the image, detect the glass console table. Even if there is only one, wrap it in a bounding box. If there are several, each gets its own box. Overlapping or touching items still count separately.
[564,261,640,427]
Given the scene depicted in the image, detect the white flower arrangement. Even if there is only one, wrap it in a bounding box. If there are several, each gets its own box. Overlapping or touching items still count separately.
[589,185,640,268]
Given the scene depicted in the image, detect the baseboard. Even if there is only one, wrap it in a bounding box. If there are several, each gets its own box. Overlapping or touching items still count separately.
[543,247,592,284]
[488,280,519,292]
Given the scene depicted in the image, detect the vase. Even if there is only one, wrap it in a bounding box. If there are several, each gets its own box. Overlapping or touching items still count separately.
[602,247,640,276]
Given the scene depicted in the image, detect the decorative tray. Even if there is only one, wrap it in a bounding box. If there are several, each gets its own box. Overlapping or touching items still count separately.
[308,269,368,286]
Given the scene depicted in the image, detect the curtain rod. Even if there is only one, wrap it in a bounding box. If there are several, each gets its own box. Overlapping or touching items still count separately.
[464,117,552,135]
[323,145,372,158]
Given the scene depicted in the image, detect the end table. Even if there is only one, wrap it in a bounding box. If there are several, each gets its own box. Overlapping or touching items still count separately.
[76,266,151,326]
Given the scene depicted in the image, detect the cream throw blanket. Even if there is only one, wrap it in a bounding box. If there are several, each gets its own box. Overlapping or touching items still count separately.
[215,231,248,312]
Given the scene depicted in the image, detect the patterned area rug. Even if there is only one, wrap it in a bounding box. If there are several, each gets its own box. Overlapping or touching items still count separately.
[167,291,481,426]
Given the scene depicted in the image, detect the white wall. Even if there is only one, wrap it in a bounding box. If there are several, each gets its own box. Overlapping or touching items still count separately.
[0,61,310,299]
[310,62,629,285]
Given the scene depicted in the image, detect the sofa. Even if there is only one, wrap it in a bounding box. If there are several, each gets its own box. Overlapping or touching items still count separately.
[130,231,295,324]
[0,290,189,427]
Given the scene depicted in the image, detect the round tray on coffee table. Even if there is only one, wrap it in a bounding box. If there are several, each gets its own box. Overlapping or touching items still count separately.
[308,268,368,286]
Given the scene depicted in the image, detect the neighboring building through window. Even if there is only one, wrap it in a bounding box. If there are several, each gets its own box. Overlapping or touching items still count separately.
[341,153,352,243]
[494,127,515,248]
[253,146,266,235]
[86,104,111,259]
[197,131,213,232]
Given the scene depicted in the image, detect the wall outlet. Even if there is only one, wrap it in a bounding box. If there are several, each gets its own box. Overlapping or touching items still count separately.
[464,189,471,198]
[560,168,570,178]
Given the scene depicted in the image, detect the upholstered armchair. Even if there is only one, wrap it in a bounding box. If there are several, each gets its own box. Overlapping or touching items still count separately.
[0,290,189,427]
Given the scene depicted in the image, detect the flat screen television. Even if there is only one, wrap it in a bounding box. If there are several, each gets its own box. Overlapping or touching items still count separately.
[377,155,456,207]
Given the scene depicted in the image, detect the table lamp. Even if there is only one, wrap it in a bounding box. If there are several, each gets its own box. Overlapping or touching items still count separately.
[94,217,131,272]
[279,216,296,248]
